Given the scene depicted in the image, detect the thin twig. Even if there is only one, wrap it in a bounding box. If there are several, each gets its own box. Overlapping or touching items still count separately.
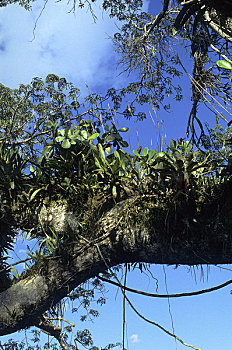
[30,0,49,42]
[123,265,127,350]
[210,44,232,65]
[163,265,177,350]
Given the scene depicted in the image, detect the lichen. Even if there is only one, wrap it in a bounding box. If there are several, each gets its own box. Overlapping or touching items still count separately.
[39,201,68,235]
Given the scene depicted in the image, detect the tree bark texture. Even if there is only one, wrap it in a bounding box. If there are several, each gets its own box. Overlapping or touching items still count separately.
[1,180,232,336]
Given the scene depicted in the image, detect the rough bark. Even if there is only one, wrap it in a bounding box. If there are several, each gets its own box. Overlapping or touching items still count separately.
[1,179,232,336]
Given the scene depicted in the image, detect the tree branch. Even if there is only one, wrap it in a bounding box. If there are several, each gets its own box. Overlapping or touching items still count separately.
[204,11,232,43]
[142,0,170,41]
[1,182,232,336]
[210,43,232,65]
[98,276,232,298]
[35,315,69,350]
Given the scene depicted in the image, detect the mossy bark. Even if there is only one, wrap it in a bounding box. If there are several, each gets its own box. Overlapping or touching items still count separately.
[0,181,232,336]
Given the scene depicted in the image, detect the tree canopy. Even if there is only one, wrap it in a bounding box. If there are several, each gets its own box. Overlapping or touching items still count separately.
[0,0,232,349]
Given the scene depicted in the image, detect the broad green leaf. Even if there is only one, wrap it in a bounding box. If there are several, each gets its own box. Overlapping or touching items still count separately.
[105,125,111,132]
[69,134,78,140]
[10,181,15,190]
[58,129,65,136]
[158,152,165,157]
[118,127,129,132]
[133,150,141,157]
[115,134,122,141]
[142,147,148,157]
[94,157,101,169]
[148,150,157,162]
[55,136,65,142]
[75,134,84,141]
[81,130,88,139]
[111,159,120,174]
[30,165,35,173]
[88,133,99,140]
[216,60,232,70]
[106,134,115,142]
[62,139,71,149]
[119,140,129,148]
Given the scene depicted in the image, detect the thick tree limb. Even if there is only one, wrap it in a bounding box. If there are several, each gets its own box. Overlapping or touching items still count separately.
[1,181,232,336]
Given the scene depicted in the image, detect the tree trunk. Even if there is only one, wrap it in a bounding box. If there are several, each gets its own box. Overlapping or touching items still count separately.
[1,180,232,336]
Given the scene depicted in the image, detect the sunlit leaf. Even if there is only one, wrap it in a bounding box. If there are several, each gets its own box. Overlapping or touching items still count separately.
[114,150,120,159]
[118,127,129,132]
[11,266,19,279]
[58,129,66,136]
[88,133,99,140]
[142,147,148,157]
[81,130,88,139]
[105,146,111,154]
[133,150,141,157]
[55,136,65,142]
[62,139,71,149]
[30,188,42,202]
[172,27,178,35]
[148,150,157,162]
[112,185,117,198]
[216,60,232,70]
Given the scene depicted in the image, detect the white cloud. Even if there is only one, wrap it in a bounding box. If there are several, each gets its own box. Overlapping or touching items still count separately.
[0,0,117,88]
[130,334,139,344]
[0,0,150,89]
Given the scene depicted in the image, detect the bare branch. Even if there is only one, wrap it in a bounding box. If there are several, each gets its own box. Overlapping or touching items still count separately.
[99,276,232,298]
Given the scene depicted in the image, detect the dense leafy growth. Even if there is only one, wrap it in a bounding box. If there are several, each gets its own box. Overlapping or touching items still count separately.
[1,0,232,349]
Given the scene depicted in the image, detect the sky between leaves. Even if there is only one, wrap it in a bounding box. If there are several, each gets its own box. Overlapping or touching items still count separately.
[0,0,232,349]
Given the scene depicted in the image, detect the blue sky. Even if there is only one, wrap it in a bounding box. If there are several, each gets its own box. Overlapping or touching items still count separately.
[0,0,232,349]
